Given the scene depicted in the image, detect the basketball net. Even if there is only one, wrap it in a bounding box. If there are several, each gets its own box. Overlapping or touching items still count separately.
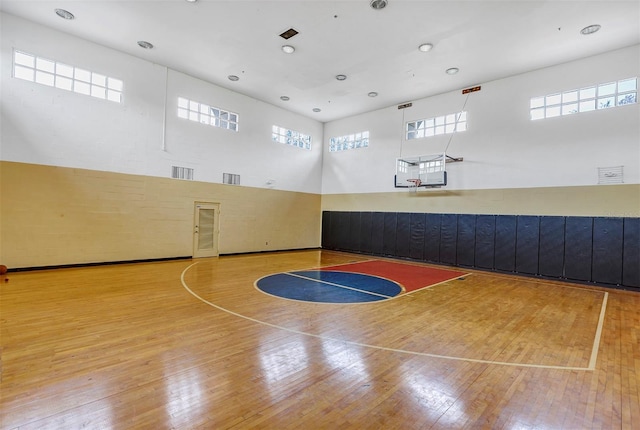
[407,178,421,193]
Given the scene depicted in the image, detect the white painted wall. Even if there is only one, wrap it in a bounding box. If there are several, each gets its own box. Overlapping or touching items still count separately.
[1,13,324,194]
[2,13,638,198]
[322,44,640,194]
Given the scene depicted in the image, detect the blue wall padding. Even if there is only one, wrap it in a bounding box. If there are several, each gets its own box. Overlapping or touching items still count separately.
[424,213,442,262]
[331,211,348,250]
[348,212,361,252]
[457,214,476,267]
[538,216,565,278]
[495,215,517,272]
[322,211,332,249]
[396,213,412,258]
[320,211,638,289]
[371,212,385,255]
[440,214,458,265]
[359,212,373,254]
[592,218,623,285]
[564,217,593,281]
[409,213,426,260]
[475,215,496,269]
[516,216,540,275]
[622,218,639,288]
[383,212,398,256]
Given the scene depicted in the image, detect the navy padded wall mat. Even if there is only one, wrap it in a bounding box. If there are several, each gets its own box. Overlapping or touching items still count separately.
[564,217,593,282]
[538,216,565,278]
[475,215,496,270]
[359,212,373,254]
[348,212,361,252]
[409,213,426,260]
[592,218,623,285]
[622,218,639,288]
[321,211,638,290]
[425,213,442,263]
[321,211,332,249]
[516,216,540,275]
[396,213,412,258]
[495,215,517,272]
[383,212,398,256]
[371,212,385,256]
[440,214,458,265]
[456,214,476,267]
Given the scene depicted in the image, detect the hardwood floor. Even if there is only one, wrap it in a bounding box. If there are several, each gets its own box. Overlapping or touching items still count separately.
[1,250,638,429]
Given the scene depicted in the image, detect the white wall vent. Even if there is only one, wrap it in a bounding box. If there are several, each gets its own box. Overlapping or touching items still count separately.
[171,166,194,180]
[597,166,623,184]
[223,173,240,185]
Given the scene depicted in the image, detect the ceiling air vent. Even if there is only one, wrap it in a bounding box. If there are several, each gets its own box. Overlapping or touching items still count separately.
[279,28,299,39]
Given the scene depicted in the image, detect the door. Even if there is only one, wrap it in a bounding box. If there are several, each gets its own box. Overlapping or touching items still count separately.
[193,202,220,258]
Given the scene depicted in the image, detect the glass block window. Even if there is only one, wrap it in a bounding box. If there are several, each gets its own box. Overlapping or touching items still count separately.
[406,112,467,140]
[177,97,239,131]
[329,131,370,152]
[12,50,123,103]
[271,125,312,150]
[530,77,637,120]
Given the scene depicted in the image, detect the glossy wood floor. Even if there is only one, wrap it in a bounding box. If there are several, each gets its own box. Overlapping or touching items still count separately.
[1,250,638,429]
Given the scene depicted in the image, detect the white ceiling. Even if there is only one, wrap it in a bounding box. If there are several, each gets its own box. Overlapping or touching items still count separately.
[1,0,639,122]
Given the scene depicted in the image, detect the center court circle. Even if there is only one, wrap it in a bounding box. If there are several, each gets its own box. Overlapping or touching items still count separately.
[256,270,403,303]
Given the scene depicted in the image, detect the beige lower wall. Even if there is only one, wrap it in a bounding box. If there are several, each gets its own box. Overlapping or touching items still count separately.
[0,161,321,268]
[321,184,640,217]
[2,161,637,269]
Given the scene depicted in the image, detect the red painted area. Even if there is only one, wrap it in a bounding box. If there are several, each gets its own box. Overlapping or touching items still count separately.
[321,260,467,292]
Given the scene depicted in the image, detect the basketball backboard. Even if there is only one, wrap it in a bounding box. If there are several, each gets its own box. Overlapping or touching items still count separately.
[395,153,448,188]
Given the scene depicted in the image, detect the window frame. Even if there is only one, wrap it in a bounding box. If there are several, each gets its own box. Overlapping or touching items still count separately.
[12,49,123,103]
[271,125,312,150]
[530,77,637,120]
[406,112,467,141]
[329,130,370,152]
[177,97,239,132]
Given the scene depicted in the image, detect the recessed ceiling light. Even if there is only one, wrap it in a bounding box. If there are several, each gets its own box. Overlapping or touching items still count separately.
[281,45,295,54]
[185,0,198,2]
[418,43,433,52]
[280,96,290,101]
[55,9,75,20]
[228,75,239,81]
[312,108,321,112]
[336,74,347,81]
[446,67,459,75]
[580,24,601,35]
[370,0,388,10]
[137,41,154,49]
[368,92,378,97]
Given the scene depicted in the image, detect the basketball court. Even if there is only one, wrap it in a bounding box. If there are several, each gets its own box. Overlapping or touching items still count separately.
[1,249,638,428]
[184,254,607,370]
[1,1,638,428]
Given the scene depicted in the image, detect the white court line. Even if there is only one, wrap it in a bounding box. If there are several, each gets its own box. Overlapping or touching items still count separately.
[588,291,608,370]
[403,273,472,295]
[284,271,395,299]
[181,262,603,371]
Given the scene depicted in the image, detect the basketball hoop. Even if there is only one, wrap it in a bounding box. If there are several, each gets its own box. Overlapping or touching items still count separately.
[407,178,421,192]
